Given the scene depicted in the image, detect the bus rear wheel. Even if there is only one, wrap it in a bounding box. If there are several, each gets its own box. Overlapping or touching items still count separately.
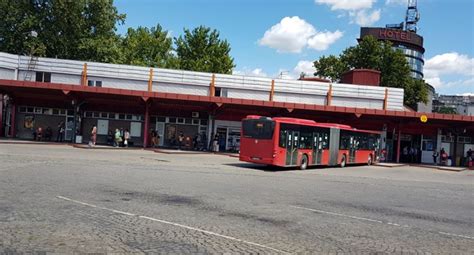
[340,155,346,168]
[300,155,308,170]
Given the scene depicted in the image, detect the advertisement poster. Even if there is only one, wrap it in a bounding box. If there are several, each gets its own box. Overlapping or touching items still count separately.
[24,115,34,129]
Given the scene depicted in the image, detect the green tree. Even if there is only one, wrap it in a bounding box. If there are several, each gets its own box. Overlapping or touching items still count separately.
[313,55,346,82]
[174,26,235,74]
[121,24,177,68]
[0,0,125,63]
[313,36,428,106]
[435,106,457,114]
[0,1,43,55]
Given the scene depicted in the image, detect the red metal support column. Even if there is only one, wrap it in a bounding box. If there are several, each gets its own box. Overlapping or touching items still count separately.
[0,94,3,137]
[143,102,150,148]
[396,128,401,163]
[10,103,16,138]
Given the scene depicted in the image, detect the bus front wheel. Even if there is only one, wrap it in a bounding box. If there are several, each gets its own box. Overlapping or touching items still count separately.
[300,155,308,170]
[340,155,346,168]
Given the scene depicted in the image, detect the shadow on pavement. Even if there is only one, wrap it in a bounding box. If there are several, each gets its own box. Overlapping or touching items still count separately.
[225,163,339,172]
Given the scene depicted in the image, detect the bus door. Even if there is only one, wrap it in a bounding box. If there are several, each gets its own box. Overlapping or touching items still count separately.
[349,135,357,163]
[286,131,299,166]
[312,133,323,165]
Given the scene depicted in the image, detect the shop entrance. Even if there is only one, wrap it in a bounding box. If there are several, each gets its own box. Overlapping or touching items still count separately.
[164,123,198,149]
[65,116,75,141]
[216,127,227,152]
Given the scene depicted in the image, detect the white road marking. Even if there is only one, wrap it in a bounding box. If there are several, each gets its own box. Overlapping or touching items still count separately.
[56,196,289,254]
[438,232,474,240]
[292,205,474,241]
[139,215,289,254]
[291,205,384,224]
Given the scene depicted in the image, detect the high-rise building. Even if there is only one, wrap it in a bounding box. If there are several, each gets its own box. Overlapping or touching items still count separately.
[359,27,424,80]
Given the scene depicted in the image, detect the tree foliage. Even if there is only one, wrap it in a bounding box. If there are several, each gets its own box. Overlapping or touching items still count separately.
[0,1,235,74]
[314,36,428,106]
[121,24,177,68]
[0,0,125,62]
[434,106,457,114]
[313,55,346,82]
[175,26,235,74]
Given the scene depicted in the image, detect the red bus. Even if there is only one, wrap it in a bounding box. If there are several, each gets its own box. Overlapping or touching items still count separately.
[239,115,381,169]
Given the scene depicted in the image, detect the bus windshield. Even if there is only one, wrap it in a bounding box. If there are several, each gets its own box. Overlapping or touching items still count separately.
[242,119,275,139]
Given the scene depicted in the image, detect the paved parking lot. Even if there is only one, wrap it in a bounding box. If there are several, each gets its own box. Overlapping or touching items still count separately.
[0,143,473,254]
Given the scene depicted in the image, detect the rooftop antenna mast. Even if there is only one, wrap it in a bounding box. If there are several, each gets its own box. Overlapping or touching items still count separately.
[405,0,420,33]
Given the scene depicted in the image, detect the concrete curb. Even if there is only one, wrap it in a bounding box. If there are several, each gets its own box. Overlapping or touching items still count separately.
[71,144,143,150]
[374,163,407,168]
[408,164,467,172]
[0,139,70,146]
[153,149,239,158]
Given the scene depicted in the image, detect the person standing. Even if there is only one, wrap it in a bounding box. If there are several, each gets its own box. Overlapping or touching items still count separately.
[120,128,124,147]
[178,132,184,150]
[124,129,130,147]
[467,148,473,167]
[440,148,447,165]
[56,121,65,142]
[90,125,97,146]
[402,146,408,162]
[213,134,219,152]
[114,129,122,147]
[36,127,43,141]
[107,129,113,146]
[432,150,439,165]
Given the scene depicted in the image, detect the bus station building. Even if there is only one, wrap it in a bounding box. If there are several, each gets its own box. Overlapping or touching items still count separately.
[0,52,473,166]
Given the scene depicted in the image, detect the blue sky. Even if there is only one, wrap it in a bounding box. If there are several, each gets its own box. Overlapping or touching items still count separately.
[114,0,474,95]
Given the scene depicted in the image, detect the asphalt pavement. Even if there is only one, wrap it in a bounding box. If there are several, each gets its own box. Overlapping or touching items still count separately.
[0,143,473,254]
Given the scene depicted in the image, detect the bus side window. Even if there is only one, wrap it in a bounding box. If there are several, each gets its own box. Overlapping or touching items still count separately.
[293,133,299,147]
[279,129,287,148]
[323,133,329,149]
[300,132,312,149]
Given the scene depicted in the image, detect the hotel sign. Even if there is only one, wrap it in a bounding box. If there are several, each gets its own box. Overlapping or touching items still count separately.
[360,27,424,49]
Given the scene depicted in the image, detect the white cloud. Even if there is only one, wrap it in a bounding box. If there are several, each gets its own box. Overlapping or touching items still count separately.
[315,0,375,11]
[424,52,474,77]
[385,0,407,5]
[251,68,268,77]
[293,60,316,76]
[316,0,380,26]
[259,16,343,53]
[307,30,344,51]
[259,16,315,53]
[424,52,474,93]
[350,9,381,26]
[232,67,268,77]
